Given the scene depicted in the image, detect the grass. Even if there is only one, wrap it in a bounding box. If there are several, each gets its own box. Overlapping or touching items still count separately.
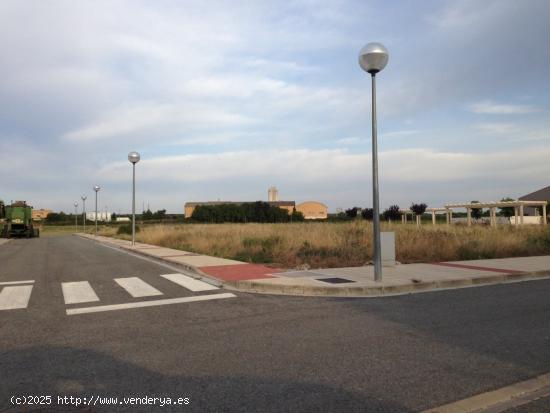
[98,221,550,269]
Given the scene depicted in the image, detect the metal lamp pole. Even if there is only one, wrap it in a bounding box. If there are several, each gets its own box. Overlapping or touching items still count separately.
[359,42,389,282]
[81,195,87,233]
[128,151,140,245]
[93,185,100,236]
[74,202,78,233]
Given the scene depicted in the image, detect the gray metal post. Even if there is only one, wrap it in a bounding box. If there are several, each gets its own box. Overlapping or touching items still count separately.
[371,73,382,281]
[95,191,98,236]
[82,199,86,233]
[132,163,136,245]
[74,204,78,233]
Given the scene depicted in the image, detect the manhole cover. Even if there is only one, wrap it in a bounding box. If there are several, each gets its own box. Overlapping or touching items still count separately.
[316,277,355,284]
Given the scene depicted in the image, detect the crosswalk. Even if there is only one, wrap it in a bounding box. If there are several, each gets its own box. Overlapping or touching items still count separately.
[0,274,235,314]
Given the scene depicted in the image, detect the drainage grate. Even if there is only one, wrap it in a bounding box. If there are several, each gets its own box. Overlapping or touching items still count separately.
[316,277,355,284]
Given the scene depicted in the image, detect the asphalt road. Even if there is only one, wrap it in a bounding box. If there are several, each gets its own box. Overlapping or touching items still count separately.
[1,235,550,412]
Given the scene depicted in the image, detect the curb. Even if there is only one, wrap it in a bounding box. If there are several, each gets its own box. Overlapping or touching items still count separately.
[76,234,223,288]
[224,271,550,297]
[77,234,550,298]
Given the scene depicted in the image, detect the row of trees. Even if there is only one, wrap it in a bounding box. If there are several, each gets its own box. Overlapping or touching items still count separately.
[191,202,304,223]
[341,203,427,223]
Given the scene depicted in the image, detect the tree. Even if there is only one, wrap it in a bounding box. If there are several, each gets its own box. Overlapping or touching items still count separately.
[499,197,515,217]
[383,205,400,222]
[153,209,167,220]
[142,209,154,220]
[470,201,482,219]
[111,213,117,222]
[345,207,359,219]
[410,203,427,226]
[361,208,374,220]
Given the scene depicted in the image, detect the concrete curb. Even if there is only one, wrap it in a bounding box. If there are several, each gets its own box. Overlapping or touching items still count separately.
[223,271,550,297]
[76,234,550,298]
[76,234,223,288]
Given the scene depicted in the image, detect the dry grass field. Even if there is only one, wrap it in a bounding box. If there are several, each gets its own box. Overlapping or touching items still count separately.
[98,221,550,269]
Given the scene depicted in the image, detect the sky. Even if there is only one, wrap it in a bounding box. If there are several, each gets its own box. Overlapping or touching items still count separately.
[1,0,549,214]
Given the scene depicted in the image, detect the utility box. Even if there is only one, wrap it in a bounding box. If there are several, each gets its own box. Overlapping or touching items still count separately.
[381,231,396,267]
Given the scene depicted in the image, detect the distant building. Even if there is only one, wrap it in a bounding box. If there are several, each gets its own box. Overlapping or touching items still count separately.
[86,211,112,222]
[185,187,328,220]
[296,201,328,220]
[32,209,52,220]
[184,201,295,218]
[519,185,550,216]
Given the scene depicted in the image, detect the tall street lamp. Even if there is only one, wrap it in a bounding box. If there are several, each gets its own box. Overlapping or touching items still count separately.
[128,151,140,246]
[74,202,78,233]
[359,42,389,282]
[93,185,100,236]
[81,195,87,233]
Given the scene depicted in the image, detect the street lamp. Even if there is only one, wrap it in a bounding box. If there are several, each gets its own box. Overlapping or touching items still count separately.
[128,151,140,245]
[74,202,78,233]
[93,185,100,236]
[359,42,389,282]
[81,195,87,233]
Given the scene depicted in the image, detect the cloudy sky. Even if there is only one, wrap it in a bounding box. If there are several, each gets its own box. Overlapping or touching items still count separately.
[1,0,549,214]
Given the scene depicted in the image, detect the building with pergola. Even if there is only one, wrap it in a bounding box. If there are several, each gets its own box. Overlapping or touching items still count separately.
[427,200,547,226]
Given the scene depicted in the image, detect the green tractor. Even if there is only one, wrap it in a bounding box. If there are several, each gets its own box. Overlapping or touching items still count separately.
[0,200,39,238]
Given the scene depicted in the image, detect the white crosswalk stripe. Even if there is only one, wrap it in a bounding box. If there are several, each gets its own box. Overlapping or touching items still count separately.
[61,281,100,304]
[115,277,163,298]
[0,285,34,310]
[160,273,219,292]
[1,273,227,313]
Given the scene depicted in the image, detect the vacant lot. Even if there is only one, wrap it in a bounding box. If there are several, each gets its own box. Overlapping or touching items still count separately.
[98,222,550,269]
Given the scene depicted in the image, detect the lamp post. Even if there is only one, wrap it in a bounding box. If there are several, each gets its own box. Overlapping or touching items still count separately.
[93,185,100,236]
[74,202,78,233]
[128,151,140,245]
[81,195,87,233]
[359,42,389,282]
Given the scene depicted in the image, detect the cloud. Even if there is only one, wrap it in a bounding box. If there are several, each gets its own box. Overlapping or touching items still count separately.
[95,145,550,188]
[469,100,540,115]
[63,103,258,142]
[380,130,422,139]
[474,122,518,135]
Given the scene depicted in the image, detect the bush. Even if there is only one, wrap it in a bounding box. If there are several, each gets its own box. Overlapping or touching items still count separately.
[117,224,140,235]
[191,202,295,223]
[345,207,359,219]
[361,208,373,220]
[383,205,401,221]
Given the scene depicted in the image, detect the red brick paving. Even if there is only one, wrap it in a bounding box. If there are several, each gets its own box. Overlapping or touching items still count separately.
[199,264,283,281]
[433,262,524,274]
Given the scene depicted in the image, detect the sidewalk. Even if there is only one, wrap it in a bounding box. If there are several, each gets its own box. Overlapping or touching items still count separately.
[80,234,550,297]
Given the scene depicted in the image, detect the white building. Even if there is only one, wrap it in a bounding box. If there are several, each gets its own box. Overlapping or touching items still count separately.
[85,211,112,222]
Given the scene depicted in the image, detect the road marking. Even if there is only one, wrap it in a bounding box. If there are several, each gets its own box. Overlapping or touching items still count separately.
[61,281,100,304]
[433,262,523,275]
[0,280,34,286]
[114,277,163,298]
[66,292,236,315]
[161,273,219,292]
[0,285,33,310]
[422,371,550,413]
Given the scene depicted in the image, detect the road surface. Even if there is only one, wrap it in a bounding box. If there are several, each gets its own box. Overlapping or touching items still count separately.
[1,235,550,412]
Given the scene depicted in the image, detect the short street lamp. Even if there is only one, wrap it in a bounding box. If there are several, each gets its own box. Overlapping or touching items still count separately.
[128,151,140,246]
[359,42,389,282]
[81,195,87,233]
[74,202,78,233]
[93,185,100,236]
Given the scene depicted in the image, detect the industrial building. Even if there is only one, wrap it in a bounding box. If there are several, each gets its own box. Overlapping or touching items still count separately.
[184,187,328,220]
